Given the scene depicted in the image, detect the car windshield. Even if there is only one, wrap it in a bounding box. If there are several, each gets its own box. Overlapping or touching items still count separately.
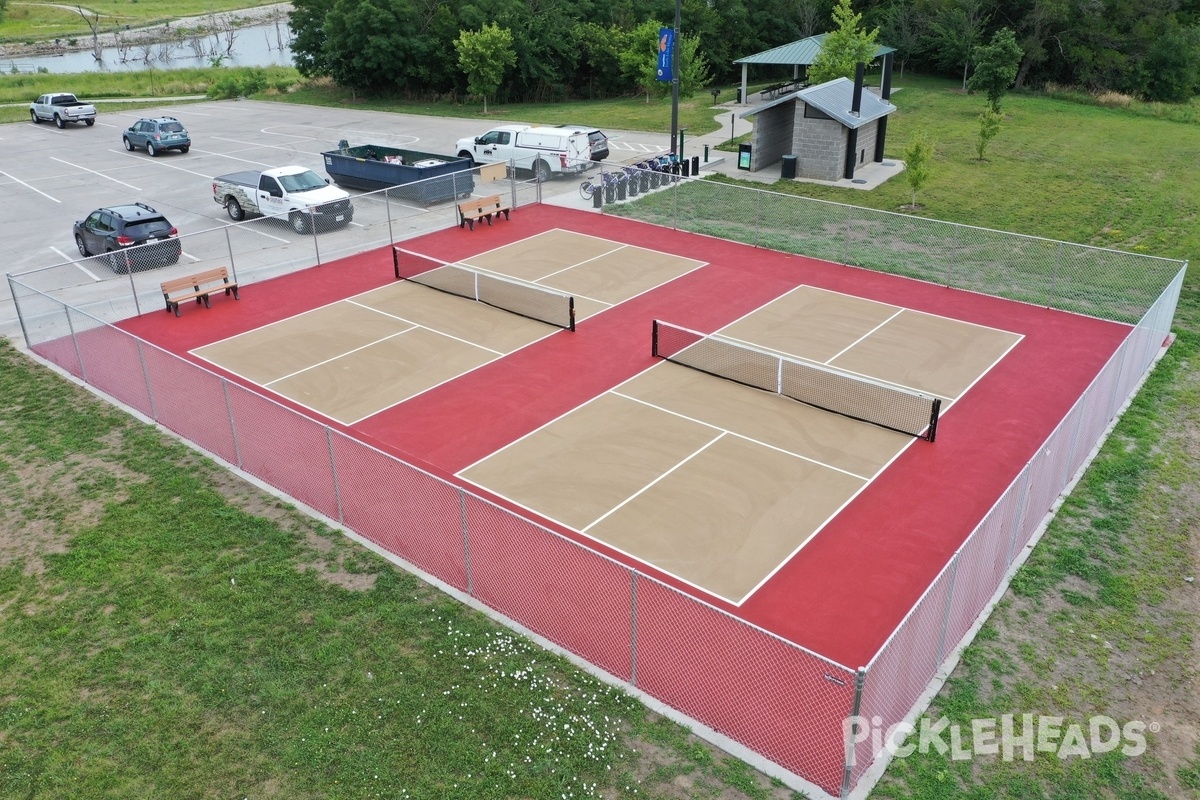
[124,220,173,238]
[277,170,327,192]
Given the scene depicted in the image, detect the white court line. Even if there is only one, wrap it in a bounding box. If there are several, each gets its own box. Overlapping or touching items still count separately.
[49,156,140,190]
[806,283,1023,337]
[264,325,418,387]
[0,170,60,203]
[344,299,506,356]
[610,389,870,481]
[531,243,630,282]
[823,308,905,364]
[581,432,726,533]
[547,226,708,264]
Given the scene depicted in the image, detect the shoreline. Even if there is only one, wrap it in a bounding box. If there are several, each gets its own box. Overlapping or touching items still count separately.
[0,3,292,61]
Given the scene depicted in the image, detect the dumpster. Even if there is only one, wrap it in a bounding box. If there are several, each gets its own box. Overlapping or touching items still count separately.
[781,154,798,179]
[737,143,752,170]
[322,144,474,205]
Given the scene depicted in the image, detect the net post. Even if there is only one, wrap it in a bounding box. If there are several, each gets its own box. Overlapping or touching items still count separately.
[927,397,942,442]
[568,297,576,332]
[392,246,401,280]
[651,319,660,358]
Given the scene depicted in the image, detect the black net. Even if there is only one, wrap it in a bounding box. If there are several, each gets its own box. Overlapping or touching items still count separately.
[652,320,941,440]
[392,247,575,331]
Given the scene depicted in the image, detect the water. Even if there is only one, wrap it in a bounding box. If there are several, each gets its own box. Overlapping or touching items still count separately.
[4,22,294,74]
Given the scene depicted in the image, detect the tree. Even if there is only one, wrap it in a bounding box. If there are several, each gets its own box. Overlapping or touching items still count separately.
[968,27,1022,112]
[808,0,879,85]
[1140,21,1200,102]
[875,1,925,78]
[924,0,989,90]
[618,20,711,102]
[975,107,1002,160]
[455,24,516,113]
[0,0,9,26]
[904,131,935,209]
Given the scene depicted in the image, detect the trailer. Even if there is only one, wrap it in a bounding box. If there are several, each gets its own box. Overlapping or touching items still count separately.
[322,144,475,205]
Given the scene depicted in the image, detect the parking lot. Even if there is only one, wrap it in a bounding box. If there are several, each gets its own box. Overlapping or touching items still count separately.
[0,99,671,340]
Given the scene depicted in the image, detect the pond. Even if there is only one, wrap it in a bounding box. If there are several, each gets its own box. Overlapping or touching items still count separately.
[3,21,294,74]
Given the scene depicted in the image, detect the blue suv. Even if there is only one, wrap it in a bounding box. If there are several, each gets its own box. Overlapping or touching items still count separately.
[122,116,191,157]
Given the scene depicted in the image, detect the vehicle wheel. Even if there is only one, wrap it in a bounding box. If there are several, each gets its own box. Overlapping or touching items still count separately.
[226,198,245,222]
[75,234,90,258]
[105,250,128,274]
[54,115,65,129]
[146,143,158,157]
[85,118,95,127]
[290,212,310,235]
[179,146,189,154]
[30,110,40,124]
[579,181,592,200]
[533,159,552,182]
[123,137,134,151]
[457,151,476,166]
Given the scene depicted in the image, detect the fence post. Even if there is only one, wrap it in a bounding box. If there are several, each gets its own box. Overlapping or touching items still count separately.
[946,224,959,286]
[840,667,868,798]
[222,378,242,469]
[225,227,238,284]
[460,489,473,596]
[65,306,86,383]
[629,571,639,686]
[325,427,343,524]
[125,262,142,317]
[1049,240,1062,308]
[312,215,323,266]
[136,340,157,421]
[384,186,395,246]
[1004,466,1033,567]
[934,552,961,667]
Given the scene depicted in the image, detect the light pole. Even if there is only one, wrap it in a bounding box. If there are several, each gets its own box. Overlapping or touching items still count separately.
[670,0,681,155]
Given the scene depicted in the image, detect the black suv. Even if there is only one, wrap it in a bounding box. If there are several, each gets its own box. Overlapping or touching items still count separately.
[73,203,182,272]
[122,116,191,156]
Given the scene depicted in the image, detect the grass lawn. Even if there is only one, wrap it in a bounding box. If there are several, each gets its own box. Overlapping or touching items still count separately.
[0,0,281,44]
[2,70,1200,799]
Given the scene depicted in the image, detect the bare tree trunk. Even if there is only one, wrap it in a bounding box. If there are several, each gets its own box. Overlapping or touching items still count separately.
[76,6,103,61]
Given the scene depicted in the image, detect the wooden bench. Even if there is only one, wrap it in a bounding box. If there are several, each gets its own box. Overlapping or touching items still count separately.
[160,266,240,317]
[457,194,512,231]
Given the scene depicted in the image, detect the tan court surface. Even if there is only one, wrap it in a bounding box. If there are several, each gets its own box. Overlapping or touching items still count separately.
[193,231,707,426]
[460,284,1023,604]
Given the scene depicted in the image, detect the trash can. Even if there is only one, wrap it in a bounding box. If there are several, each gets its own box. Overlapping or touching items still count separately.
[681,159,690,178]
[737,143,752,170]
[736,87,743,103]
[780,154,798,179]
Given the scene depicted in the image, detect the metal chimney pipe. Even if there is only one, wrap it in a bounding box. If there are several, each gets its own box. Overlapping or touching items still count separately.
[851,62,865,115]
[881,53,893,101]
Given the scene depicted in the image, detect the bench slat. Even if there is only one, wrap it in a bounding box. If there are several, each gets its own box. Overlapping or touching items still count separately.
[160,267,239,316]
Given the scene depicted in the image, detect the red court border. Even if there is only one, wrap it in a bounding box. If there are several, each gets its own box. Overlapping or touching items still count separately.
[118,205,1129,670]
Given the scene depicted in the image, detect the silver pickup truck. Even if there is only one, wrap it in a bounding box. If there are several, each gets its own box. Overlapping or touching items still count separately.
[29,93,97,128]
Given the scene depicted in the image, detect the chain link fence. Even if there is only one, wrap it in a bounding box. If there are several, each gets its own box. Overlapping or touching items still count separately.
[6,174,1187,798]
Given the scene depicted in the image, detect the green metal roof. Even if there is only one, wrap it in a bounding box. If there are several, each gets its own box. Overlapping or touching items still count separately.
[733,34,895,66]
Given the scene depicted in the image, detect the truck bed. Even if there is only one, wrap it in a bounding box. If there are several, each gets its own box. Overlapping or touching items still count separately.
[214,171,262,188]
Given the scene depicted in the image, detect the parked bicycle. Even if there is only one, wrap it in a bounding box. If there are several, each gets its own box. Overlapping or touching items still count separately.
[579,171,621,200]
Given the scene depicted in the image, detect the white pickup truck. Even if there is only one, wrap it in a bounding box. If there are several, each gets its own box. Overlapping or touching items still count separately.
[455,125,592,181]
[29,93,97,128]
[212,166,354,234]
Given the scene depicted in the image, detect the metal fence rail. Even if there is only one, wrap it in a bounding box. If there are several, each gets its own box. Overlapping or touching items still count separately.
[6,175,1187,798]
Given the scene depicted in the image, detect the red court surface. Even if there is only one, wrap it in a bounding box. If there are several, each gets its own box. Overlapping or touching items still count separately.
[119,205,1129,669]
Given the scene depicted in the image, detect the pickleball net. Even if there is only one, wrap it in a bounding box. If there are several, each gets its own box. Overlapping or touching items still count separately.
[652,320,942,441]
[392,246,575,331]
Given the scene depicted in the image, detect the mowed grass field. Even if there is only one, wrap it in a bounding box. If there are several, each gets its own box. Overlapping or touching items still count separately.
[2,72,1200,799]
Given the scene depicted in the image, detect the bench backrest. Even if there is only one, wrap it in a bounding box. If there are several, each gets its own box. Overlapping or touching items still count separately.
[161,267,232,295]
[459,194,501,212]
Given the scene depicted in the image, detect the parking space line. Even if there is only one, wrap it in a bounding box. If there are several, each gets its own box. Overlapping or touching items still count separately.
[187,146,275,167]
[107,150,215,178]
[49,157,140,191]
[1,170,60,203]
[50,246,102,281]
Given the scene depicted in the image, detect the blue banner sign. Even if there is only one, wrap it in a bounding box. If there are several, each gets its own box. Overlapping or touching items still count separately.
[657,27,675,82]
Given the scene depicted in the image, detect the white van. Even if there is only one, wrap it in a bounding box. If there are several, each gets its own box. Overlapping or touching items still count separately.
[456,125,592,180]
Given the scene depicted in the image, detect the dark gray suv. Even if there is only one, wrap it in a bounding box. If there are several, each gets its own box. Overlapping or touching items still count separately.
[122,116,191,157]
[73,202,182,273]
